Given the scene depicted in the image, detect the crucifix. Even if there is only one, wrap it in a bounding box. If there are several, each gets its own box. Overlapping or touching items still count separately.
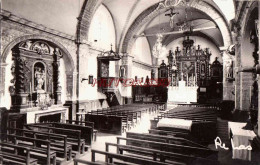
[165,8,179,28]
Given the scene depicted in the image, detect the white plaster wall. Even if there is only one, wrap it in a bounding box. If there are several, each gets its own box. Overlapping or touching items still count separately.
[131,37,152,65]
[1,52,13,109]
[88,5,116,51]
[241,23,255,67]
[132,65,151,80]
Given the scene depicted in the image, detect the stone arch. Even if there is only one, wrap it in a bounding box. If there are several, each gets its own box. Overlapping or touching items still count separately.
[1,34,75,73]
[77,0,103,42]
[240,1,258,38]
[121,0,232,54]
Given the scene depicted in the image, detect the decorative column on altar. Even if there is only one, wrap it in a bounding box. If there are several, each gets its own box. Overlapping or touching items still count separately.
[53,48,63,104]
[10,49,29,109]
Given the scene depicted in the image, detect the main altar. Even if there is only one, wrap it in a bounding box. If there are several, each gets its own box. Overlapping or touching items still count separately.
[164,36,214,103]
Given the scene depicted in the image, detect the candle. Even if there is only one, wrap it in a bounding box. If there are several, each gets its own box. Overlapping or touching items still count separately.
[192,74,194,86]
[195,74,197,86]
[30,82,32,95]
[235,85,236,108]
[52,82,53,94]
[249,86,252,103]
[187,73,188,86]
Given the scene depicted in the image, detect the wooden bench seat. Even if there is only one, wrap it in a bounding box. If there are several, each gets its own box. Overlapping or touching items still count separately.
[91,149,180,165]
[8,127,72,160]
[126,132,207,148]
[74,158,113,165]
[66,120,98,141]
[105,142,219,164]
[0,142,38,165]
[117,137,218,158]
[24,124,85,153]
[5,134,56,165]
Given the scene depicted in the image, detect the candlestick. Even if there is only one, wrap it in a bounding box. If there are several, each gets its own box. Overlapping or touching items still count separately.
[187,73,188,86]
[192,74,193,86]
[235,85,236,108]
[249,86,252,103]
[30,82,32,95]
[195,74,197,86]
[52,82,53,94]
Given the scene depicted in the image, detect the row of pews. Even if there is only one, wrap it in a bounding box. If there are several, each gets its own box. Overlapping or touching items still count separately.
[151,105,218,144]
[73,103,219,165]
[0,120,96,165]
[74,131,219,165]
[86,103,164,134]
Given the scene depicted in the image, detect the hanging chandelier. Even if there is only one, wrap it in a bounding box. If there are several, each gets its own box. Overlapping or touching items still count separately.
[152,34,167,58]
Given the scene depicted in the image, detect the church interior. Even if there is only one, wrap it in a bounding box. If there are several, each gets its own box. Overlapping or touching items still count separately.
[0,0,260,164]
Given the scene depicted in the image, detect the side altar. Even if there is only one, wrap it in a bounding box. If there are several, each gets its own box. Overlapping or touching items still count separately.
[5,39,69,128]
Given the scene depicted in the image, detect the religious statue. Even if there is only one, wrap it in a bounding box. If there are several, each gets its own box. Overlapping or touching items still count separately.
[151,69,155,79]
[35,67,45,91]
[226,59,233,78]
[120,66,126,78]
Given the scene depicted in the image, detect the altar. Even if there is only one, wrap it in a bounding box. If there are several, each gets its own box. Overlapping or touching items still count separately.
[168,80,198,103]
[26,106,69,124]
[5,39,67,128]
[162,36,216,103]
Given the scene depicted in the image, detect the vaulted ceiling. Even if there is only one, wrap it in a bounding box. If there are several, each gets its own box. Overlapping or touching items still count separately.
[2,0,235,50]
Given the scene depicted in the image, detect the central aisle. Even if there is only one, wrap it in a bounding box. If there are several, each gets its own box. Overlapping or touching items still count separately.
[68,110,159,164]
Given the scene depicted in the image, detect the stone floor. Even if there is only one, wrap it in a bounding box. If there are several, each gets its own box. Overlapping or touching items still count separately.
[68,107,260,165]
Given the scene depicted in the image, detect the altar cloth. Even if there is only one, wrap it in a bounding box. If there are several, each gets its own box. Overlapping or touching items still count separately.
[157,118,192,131]
[228,122,256,161]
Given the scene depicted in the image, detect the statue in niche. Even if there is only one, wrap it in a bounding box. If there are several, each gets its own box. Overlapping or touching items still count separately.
[226,59,233,78]
[35,67,45,92]
[120,66,126,78]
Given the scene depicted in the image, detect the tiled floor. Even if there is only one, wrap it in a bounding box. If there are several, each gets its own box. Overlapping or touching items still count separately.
[68,107,260,165]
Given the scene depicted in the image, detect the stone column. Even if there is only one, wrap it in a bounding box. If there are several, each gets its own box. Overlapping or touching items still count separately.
[235,33,242,110]
[0,63,7,107]
[240,72,253,110]
[72,72,78,101]
[258,2,260,136]
[65,71,74,100]
[222,50,235,101]
[120,53,134,103]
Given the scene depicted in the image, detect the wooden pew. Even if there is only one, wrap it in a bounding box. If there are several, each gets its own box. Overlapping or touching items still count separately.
[126,132,207,148]
[66,120,98,141]
[6,134,56,165]
[74,158,113,165]
[117,137,218,158]
[91,149,179,165]
[86,114,122,135]
[50,122,93,146]
[105,142,219,165]
[7,128,72,160]
[24,124,85,153]
[148,129,190,139]
[90,109,138,130]
[0,142,38,165]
